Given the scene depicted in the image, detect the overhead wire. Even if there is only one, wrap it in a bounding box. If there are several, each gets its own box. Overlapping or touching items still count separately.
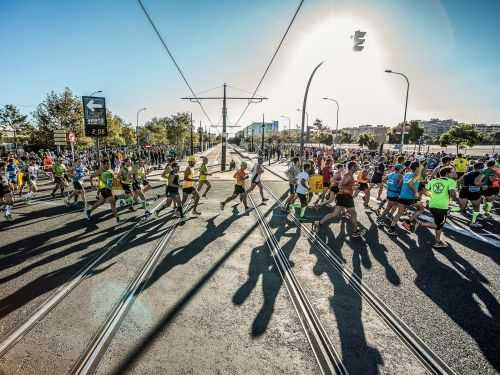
[233,0,305,128]
[136,0,214,126]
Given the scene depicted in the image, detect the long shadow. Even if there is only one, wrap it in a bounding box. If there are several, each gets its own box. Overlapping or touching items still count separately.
[232,208,299,336]
[312,224,383,374]
[110,198,282,375]
[0,216,170,321]
[388,228,500,372]
[144,207,250,289]
[364,213,401,286]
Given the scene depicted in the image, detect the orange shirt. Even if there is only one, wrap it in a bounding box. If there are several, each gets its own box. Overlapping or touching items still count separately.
[234,169,247,186]
[358,170,369,183]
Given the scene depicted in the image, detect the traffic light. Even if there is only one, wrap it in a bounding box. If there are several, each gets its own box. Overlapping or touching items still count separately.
[352,30,366,51]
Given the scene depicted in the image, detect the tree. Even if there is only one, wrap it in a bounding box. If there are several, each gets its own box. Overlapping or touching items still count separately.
[338,131,353,144]
[313,118,325,132]
[32,87,83,147]
[489,132,500,152]
[441,123,482,154]
[0,104,31,149]
[407,120,424,144]
[439,133,451,148]
[358,132,378,150]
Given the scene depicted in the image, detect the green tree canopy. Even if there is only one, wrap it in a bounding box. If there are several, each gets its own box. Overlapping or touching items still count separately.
[357,132,378,150]
[0,104,31,147]
[407,120,424,144]
[441,123,482,153]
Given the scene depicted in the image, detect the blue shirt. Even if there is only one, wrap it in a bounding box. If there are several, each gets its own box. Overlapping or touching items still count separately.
[6,164,17,180]
[386,172,402,198]
[73,165,86,182]
[399,172,417,199]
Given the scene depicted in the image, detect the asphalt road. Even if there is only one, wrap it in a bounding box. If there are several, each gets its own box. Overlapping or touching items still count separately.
[0,144,499,374]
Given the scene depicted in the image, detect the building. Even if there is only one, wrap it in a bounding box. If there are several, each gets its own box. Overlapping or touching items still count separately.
[472,123,500,136]
[342,125,388,144]
[240,121,279,138]
[418,119,457,140]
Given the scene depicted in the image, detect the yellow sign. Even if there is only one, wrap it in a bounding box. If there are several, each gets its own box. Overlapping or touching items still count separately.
[309,174,323,193]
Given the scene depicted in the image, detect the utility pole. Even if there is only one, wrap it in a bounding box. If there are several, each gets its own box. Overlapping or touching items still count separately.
[261,113,265,155]
[181,83,267,171]
[251,128,254,152]
[199,121,203,153]
[190,112,194,155]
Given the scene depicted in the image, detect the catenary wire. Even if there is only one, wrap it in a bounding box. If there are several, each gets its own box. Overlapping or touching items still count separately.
[137,0,214,126]
[233,0,305,128]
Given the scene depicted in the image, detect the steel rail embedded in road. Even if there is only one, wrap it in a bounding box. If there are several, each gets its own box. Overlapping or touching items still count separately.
[0,197,167,359]
[231,145,458,375]
[246,174,346,374]
[0,154,217,359]
[69,207,191,375]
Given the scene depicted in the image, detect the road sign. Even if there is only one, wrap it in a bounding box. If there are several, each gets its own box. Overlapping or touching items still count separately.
[67,131,76,144]
[54,129,67,146]
[82,96,107,137]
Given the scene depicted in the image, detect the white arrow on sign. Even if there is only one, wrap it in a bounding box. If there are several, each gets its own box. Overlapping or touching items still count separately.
[86,99,103,112]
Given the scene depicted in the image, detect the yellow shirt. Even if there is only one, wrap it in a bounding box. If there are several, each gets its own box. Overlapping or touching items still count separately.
[454,158,467,173]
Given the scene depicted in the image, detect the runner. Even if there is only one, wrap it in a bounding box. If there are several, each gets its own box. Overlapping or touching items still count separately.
[50,158,67,198]
[246,157,268,202]
[371,158,386,201]
[6,158,18,193]
[25,158,39,202]
[315,158,333,205]
[376,164,403,226]
[197,156,211,198]
[182,156,201,215]
[65,158,87,209]
[118,158,135,211]
[454,153,468,183]
[85,159,119,223]
[156,162,183,218]
[313,161,365,237]
[353,162,371,208]
[416,166,459,248]
[387,161,424,235]
[0,174,14,221]
[132,159,149,209]
[220,161,249,211]
[290,163,312,219]
[283,157,300,212]
[476,159,499,218]
[458,162,483,227]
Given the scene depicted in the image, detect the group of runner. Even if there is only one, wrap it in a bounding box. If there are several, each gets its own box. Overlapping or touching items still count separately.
[277,151,499,248]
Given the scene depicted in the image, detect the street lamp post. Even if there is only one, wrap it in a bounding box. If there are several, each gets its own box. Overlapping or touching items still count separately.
[280,115,291,145]
[261,113,265,156]
[297,106,311,155]
[136,107,147,155]
[89,90,103,97]
[323,97,339,150]
[385,70,410,152]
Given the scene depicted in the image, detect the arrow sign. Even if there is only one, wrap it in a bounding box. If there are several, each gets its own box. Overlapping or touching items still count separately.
[86,99,103,112]
[82,96,108,137]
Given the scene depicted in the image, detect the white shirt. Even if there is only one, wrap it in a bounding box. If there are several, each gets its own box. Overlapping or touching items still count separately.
[296,171,310,195]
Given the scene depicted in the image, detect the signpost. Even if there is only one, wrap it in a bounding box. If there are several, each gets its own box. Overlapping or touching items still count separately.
[82,96,107,167]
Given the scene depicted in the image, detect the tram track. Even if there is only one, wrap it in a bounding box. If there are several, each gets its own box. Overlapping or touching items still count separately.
[247,192,347,374]
[231,145,457,375]
[0,154,219,361]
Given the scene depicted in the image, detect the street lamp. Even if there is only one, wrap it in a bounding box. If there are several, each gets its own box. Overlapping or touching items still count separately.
[298,61,324,160]
[296,108,309,148]
[323,97,339,150]
[385,69,410,152]
[89,90,103,97]
[280,115,291,143]
[136,107,147,154]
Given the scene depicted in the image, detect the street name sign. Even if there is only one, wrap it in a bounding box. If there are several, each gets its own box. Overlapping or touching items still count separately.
[82,96,107,137]
[54,129,67,146]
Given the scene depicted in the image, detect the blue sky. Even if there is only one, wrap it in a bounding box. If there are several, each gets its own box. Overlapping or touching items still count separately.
[1,0,499,132]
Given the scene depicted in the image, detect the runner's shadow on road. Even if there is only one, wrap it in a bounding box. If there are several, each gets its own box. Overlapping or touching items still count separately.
[393,229,500,372]
[232,217,300,337]
[0,217,169,320]
[310,234,384,374]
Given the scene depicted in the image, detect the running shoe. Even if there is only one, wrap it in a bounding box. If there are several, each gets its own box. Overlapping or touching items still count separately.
[351,230,363,238]
[85,209,91,220]
[470,222,482,228]
[376,217,385,226]
[116,216,121,224]
[412,220,421,233]
[432,241,448,249]
[386,226,397,235]
[220,202,225,210]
